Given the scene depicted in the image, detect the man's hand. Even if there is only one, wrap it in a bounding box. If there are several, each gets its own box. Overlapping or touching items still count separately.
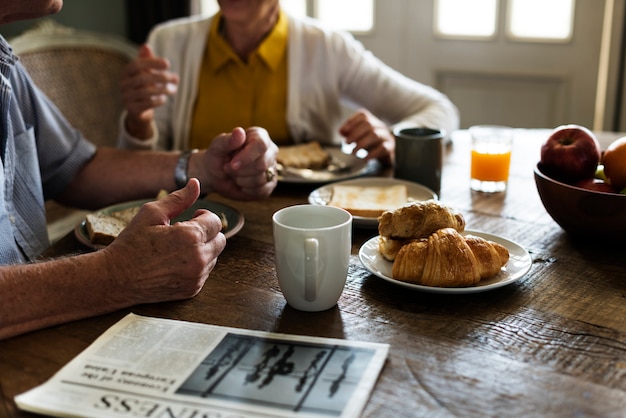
[339,108,395,166]
[102,178,226,305]
[120,44,179,139]
[192,127,278,200]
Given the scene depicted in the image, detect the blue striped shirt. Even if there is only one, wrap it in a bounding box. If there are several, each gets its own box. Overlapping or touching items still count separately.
[0,36,96,264]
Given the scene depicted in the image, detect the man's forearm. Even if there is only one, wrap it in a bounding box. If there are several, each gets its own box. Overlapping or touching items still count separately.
[0,251,122,340]
[56,147,179,210]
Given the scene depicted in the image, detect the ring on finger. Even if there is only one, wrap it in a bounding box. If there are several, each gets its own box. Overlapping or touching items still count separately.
[265,167,276,183]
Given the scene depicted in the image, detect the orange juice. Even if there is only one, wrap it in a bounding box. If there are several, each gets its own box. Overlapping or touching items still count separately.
[469,125,513,192]
[471,149,512,182]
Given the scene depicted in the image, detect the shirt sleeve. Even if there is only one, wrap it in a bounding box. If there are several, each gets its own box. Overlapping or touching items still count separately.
[286,17,459,145]
[331,29,460,138]
[10,61,97,200]
[117,111,159,150]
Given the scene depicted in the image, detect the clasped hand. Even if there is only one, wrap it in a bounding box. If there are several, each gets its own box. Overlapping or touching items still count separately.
[194,126,278,200]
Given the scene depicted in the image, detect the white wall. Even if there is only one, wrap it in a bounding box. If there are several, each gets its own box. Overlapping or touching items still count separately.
[0,0,127,40]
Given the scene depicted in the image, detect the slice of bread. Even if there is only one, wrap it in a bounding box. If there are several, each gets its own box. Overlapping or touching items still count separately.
[85,213,127,246]
[108,206,140,224]
[84,191,169,246]
[327,184,408,218]
[85,206,138,246]
[277,141,330,169]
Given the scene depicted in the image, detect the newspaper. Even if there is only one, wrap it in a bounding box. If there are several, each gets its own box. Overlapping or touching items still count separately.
[15,313,389,418]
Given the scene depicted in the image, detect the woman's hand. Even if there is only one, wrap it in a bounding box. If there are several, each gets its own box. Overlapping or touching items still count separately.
[340,108,395,166]
[191,127,279,200]
[120,44,179,139]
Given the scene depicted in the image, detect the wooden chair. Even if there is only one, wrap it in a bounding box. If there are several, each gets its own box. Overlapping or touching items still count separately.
[10,20,138,243]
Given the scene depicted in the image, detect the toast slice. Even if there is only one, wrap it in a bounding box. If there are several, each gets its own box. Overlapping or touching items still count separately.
[277,141,330,169]
[85,213,127,246]
[108,206,140,224]
[85,205,139,246]
[84,191,170,246]
[328,184,408,218]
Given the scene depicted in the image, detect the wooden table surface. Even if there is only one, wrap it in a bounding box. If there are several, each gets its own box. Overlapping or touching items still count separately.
[2,129,626,418]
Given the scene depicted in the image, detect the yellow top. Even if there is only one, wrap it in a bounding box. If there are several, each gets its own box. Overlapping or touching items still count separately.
[189,10,290,149]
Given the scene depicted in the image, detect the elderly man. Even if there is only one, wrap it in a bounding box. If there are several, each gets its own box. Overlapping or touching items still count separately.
[0,0,278,340]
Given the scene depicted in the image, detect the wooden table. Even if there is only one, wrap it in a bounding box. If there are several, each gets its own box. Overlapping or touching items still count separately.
[2,129,626,418]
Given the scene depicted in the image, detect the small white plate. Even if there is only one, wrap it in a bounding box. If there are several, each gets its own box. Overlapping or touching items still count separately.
[278,147,380,184]
[75,199,245,250]
[358,230,532,294]
[309,177,438,228]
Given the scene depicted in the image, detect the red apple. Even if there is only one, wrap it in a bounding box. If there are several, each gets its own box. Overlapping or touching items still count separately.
[540,124,602,183]
[575,178,618,193]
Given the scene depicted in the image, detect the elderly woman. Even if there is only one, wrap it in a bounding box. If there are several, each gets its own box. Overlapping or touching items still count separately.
[119,0,459,166]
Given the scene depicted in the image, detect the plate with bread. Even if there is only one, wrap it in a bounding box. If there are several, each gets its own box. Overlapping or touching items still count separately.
[276,142,379,183]
[75,198,244,250]
[308,177,438,228]
[358,200,532,294]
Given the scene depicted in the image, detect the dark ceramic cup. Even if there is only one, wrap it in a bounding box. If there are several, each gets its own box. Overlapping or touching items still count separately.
[393,127,444,198]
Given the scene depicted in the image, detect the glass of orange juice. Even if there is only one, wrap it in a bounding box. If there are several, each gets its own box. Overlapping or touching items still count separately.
[469,125,513,193]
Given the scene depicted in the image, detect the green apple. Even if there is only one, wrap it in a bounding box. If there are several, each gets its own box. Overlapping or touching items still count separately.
[595,164,607,181]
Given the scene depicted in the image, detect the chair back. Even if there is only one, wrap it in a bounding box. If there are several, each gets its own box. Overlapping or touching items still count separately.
[10,20,137,147]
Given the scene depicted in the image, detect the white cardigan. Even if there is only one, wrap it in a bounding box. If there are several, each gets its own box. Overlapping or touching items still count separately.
[119,13,459,150]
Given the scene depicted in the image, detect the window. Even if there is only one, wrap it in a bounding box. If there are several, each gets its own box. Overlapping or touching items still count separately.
[193,0,218,17]
[435,0,498,39]
[434,0,575,42]
[507,0,574,42]
[193,0,374,33]
[316,0,374,33]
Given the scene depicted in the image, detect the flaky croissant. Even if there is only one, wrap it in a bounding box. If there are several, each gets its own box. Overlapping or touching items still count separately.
[378,200,465,240]
[392,228,509,287]
[378,200,466,261]
[378,235,415,262]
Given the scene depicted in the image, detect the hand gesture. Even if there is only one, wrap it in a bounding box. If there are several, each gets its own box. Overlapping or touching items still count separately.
[339,108,395,166]
[195,127,278,200]
[120,44,179,139]
[103,179,226,304]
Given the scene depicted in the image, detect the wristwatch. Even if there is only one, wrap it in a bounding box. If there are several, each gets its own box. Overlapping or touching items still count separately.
[174,149,195,189]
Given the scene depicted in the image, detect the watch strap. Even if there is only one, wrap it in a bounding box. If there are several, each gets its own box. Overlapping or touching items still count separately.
[174,150,194,189]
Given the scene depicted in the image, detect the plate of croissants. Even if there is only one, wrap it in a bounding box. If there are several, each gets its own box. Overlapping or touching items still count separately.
[358,200,532,294]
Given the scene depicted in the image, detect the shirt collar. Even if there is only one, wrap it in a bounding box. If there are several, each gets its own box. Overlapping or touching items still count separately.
[0,36,18,78]
[208,9,288,72]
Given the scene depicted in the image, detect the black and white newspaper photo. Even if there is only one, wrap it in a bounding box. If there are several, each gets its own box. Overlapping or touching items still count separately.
[15,313,389,418]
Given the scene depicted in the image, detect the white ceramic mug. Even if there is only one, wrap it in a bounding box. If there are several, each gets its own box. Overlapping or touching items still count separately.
[272,205,352,312]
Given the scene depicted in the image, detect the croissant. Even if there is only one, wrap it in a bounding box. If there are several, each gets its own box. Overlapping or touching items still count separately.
[378,235,416,261]
[392,228,509,287]
[378,200,466,261]
[378,200,465,240]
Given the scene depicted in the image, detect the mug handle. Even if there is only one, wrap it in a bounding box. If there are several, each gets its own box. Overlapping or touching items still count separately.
[304,238,319,302]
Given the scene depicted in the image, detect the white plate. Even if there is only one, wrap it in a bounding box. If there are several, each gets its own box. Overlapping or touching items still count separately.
[358,230,532,294]
[308,177,438,228]
[278,147,380,184]
[75,199,245,250]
